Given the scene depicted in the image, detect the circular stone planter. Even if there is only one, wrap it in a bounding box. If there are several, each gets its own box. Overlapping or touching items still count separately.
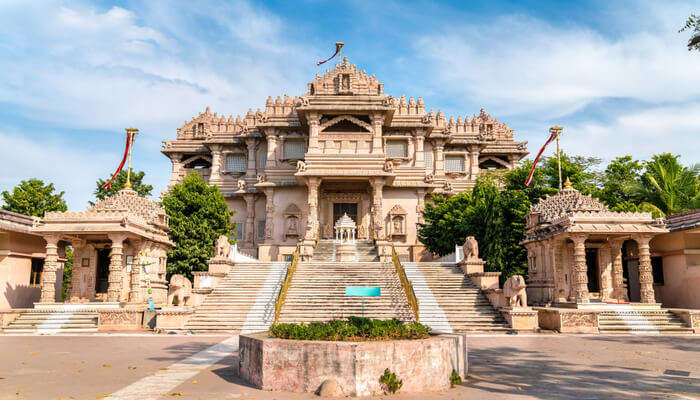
[238,332,467,397]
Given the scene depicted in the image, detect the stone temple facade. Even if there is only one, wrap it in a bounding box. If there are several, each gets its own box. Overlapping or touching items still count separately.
[162,57,528,261]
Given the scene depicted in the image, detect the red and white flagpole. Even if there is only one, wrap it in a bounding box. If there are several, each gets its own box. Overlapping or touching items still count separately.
[524,126,563,187]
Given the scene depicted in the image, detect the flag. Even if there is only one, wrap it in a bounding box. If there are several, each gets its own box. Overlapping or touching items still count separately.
[317,42,343,66]
[102,131,135,189]
[524,130,559,187]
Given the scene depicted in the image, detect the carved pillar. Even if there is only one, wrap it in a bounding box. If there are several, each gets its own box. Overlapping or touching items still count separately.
[107,233,126,303]
[245,138,258,178]
[40,234,60,303]
[265,130,278,167]
[68,239,85,301]
[371,178,386,240]
[415,134,425,169]
[371,114,385,154]
[415,188,426,225]
[305,177,320,241]
[243,194,256,247]
[571,234,589,304]
[169,153,183,187]
[263,189,275,244]
[635,235,656,303]
[209,144,223,184]
[128,239,142,303]
[469,147,480,180]
[598,244,612,301]
[552,238,567,303]
[434,144,445,175]
[307,113,321,153]
[609,239,628,301]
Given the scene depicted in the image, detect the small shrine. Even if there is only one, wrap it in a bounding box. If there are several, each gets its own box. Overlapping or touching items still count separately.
[33,188,174,306]
[334,213,357,244]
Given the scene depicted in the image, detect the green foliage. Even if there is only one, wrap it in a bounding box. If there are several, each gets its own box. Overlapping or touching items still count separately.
[269,318,431,341]
[635,153,699,215]
[379,368,403,394]
[450,369,462,388]
[611,201,665,219]
[680,13,700,51]
[1,178,67,217]
[161,172,235,281]
[93,170,153,205]
[62,246,73,301]
[502,159,557,204]
[597,156,644,208]
[541,153,602,194]
[418,177,529,279]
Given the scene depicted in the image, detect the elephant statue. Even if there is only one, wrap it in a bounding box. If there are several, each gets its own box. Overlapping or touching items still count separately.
[503,275,528,308]
[167,274,192,306]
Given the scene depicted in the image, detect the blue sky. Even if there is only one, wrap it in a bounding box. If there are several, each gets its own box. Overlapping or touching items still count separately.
[0,0,698,209]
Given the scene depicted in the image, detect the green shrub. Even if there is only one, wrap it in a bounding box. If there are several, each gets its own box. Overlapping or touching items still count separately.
[269,318,430,341]
[379,368,403,394]
[450,369,462,387]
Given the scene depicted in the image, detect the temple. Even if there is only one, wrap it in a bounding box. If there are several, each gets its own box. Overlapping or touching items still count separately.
[161,57,528,261]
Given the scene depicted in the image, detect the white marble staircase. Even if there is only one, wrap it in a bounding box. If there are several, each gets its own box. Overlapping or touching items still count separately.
[4,305,102,333]
[597,307,693,334]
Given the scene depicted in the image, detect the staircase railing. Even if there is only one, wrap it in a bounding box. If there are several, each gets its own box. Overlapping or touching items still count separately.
[392,244,419,322]
[273,242,301,325]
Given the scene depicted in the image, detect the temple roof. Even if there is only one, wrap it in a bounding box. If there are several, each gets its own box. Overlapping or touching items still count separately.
[87,188,168,228]
[530,185,608,223]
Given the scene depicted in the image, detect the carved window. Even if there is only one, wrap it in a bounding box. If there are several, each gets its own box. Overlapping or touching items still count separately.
[257,220,266,240]
[258,149,267,169]
[30,258,43,285]
[386,140,407,158]
[425,150,433,171]
[445,155,465,172]
[226,154,246,172]
[283,140,306,159]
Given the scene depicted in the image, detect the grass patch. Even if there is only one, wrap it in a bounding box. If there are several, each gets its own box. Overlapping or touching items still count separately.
[269,317,431,341]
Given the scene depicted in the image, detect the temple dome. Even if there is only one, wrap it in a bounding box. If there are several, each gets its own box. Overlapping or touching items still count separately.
[530,185,608,223]
[87,188,170,231]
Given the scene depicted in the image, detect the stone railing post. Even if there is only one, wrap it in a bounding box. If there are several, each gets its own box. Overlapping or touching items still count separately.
[40,234,60,303]
[571,234,589,304]
[635,235,656,303]
[107,233,127,303]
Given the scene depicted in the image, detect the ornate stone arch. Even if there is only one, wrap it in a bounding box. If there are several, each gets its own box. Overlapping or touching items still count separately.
[388,204,407,238]
[320,115,373,133]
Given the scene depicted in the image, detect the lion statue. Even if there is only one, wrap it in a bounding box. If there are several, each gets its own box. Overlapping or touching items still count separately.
[462,236,480,261]
[503,275,528,308]
[167,274,192,306]
[215,235,231,258]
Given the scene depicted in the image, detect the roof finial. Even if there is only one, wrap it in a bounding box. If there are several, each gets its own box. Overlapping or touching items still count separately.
[564,177,573,188]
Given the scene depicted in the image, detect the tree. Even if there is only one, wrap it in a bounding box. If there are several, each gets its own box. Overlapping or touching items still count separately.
[597,156,643,208]
[680,14,700,51]
[502,159,557,205]
[635,153,699,215]
[540,153,602,194]
[418,177,529,279]
[93,170,153,204]
[1,179,67,217]
[162,172,235,281]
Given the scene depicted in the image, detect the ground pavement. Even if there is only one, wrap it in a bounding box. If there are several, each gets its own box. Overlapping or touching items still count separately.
[0,333,698,399]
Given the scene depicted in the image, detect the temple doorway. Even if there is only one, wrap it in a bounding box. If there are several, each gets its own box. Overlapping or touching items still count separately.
[333,203,358,224]
[622,240,641,302]
[586,248,600,293]
[95,248,111,294]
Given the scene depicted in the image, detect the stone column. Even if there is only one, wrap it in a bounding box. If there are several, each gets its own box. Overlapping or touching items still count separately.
[68,239,85,301]
[265,130,278,168]
[609,239,628,301]
[407,137,415,165]
[129,239,142,303]
[243,194,256,248]
[571,234,589,304]
[371,178,386,239]
[263,189,275,244]
[245,138,258,179]
[40,234,60,303]
[635,235,656,303]
[598,244,612,301]
[371,114,385,154]
[469,148,480,180]
[415,188,426,225]
[304,177,320,241]
[307,113,321,153]
[107,233,127,303]
[209,144,223,185]
[169,153,183,187]
[552,238,567,303]
[434,144,445,175]
[415,134,425,169]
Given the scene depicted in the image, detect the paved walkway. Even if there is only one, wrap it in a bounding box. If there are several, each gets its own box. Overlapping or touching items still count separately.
[0,334,697,399]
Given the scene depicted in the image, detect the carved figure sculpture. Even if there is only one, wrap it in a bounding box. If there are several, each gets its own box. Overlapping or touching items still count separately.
[257,174,266,183]
[215,235,231,258]
[503,275,528,308]
[462,236,479,261]
[297,160,307,172]
[237,179,246,191]
[383,160,394,172]
[167,274,192,306]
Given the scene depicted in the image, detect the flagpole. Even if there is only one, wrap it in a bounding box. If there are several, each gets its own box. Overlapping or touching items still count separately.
[336,42,344,63]
[125,127,139,189]
[550,126,564,190]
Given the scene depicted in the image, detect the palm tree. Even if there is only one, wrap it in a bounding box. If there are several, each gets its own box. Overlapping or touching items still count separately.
[635,154,699,215]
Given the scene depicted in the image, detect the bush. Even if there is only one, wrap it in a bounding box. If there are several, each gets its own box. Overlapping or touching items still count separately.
[269,318,431,341]
[379,368,403,394]
[450,369,462,387]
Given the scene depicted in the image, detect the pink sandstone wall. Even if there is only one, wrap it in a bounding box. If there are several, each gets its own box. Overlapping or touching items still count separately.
[651,232,700,309]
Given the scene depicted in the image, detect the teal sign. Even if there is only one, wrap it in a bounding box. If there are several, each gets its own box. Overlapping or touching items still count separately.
[345,287,380,297]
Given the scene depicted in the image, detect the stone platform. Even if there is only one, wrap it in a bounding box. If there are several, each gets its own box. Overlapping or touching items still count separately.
[238,332,467,397]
